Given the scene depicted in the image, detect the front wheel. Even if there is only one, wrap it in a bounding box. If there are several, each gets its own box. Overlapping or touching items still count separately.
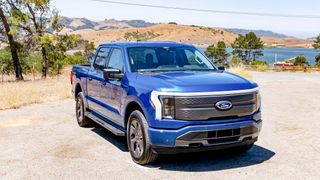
[127,110,157,165]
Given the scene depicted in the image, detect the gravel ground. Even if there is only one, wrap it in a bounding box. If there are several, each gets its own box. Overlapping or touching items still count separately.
[0,72,320,180]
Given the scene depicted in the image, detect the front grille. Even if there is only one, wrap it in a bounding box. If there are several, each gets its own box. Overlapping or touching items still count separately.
[175,92,258,120]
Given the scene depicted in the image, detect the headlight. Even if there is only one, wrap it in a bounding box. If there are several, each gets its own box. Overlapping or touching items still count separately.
[160,96,175,119]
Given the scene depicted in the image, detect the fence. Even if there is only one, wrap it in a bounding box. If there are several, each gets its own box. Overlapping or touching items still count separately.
[243,65,320,72]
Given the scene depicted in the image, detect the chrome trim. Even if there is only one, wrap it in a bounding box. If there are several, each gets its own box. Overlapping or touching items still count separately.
[151,87,259,120]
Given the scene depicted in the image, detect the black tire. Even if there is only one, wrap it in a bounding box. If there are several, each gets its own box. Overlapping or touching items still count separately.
[75,92,92,127]
[127,110,158,165]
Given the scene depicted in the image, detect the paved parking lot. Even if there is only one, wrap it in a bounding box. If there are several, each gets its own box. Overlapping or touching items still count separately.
[0,72,320,179]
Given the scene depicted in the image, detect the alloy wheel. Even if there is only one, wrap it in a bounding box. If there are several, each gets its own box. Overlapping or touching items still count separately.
[129,118,144,158]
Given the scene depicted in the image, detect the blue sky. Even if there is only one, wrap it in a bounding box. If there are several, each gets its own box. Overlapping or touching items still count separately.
[52,0,320,38]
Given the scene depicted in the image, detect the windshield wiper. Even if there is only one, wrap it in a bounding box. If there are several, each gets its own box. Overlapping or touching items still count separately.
[137,69,217,73]
[173,69,216,72]
[137,69,172,73]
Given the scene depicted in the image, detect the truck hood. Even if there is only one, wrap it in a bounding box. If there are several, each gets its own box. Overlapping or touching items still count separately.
[135,71,258,92]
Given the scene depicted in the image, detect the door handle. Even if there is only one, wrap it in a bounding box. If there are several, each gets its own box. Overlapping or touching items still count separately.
[100,81,107,86]
[88,77,93,81]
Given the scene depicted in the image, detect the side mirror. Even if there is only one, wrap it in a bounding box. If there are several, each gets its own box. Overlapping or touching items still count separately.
[103,68,123,80]
[217,66,225,71]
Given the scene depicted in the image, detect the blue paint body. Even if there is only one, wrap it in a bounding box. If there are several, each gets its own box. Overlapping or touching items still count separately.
[72,42,261,148]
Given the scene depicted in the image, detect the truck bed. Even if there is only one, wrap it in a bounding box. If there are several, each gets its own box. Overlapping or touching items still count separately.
[72,64,91,75]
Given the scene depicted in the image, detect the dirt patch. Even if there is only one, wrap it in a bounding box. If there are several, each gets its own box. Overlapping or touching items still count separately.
[0,117,38,128]
[52,143,95,160]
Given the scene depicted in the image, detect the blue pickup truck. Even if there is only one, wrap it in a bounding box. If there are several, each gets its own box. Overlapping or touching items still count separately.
[71,41,262,164]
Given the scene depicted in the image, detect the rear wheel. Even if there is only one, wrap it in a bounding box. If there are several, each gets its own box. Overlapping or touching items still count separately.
[127,110,157,165]
[76,92,92,127]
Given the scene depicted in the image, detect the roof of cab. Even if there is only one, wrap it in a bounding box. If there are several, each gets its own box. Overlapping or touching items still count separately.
[99,41,195,48]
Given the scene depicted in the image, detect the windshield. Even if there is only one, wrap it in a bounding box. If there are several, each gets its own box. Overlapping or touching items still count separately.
[127,46,216,72]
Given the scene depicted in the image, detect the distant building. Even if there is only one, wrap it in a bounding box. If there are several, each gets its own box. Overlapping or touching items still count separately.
[271,44,286,47]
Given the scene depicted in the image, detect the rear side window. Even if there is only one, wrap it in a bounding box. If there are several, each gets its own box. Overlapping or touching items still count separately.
[107,48,124,71]
[93,47,110,69]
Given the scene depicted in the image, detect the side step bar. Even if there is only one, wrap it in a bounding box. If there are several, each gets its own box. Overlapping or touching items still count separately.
[86,112,125,136]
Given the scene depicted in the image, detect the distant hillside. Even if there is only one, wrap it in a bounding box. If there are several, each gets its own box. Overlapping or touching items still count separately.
[226,28,292,38]
[59,17,297,39]
[59,16,155,32]
[69,24,237,47]
[68,23,313,48]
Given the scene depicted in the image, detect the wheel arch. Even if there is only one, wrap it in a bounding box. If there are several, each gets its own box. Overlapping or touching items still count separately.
[74,83,89,110]
[74,83,82,99]
[124,101,145,128]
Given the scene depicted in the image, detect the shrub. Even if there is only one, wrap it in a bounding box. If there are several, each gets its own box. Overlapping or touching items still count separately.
[20,52,42,74]
[205,41,229,66]
[64,52,88,65]
[250,60,268,71]
[251,60,268,66]
[0,49,13,76]
[230,56,243,67]
[49,53,88,75]
[315,54,320,66]
[294,55,309,66]
[124,30,160,41]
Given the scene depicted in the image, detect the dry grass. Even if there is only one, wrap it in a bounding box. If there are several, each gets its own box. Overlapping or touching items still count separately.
[227,66,253,80]
[0,75,71,110]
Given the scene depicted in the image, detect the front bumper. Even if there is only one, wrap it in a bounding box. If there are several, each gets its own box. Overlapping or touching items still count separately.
[148,119,262,154]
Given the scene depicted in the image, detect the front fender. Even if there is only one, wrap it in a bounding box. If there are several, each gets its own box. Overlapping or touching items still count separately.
[122,95,151,123]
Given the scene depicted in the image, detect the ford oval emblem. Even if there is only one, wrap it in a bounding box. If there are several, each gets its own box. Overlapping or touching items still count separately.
[215,100,233,111]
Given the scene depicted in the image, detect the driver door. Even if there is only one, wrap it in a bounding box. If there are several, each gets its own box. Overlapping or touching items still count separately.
[99,48,125,125]
[87,47,110,112]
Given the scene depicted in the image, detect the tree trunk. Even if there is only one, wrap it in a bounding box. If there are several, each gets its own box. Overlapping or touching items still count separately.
[0,6,23,80]
[41,46,47,79]
[11,46,23,80]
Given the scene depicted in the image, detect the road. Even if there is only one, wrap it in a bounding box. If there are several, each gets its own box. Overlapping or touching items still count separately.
[0,72,320,180]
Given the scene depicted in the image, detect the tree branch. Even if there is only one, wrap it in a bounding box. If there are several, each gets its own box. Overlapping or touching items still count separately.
[6,0,19,11]
[25,2,40,34]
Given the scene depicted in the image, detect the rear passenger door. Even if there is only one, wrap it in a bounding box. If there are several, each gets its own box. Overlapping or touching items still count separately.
[87,47,110,112]
[100,48,125,125]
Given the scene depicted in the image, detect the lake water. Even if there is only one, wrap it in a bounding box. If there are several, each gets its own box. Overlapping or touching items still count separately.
[200,48,320,65]
[257,48,319,65]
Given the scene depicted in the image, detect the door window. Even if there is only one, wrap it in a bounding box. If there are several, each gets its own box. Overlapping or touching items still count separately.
[107,48,124,71]
[93,47,110,69]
